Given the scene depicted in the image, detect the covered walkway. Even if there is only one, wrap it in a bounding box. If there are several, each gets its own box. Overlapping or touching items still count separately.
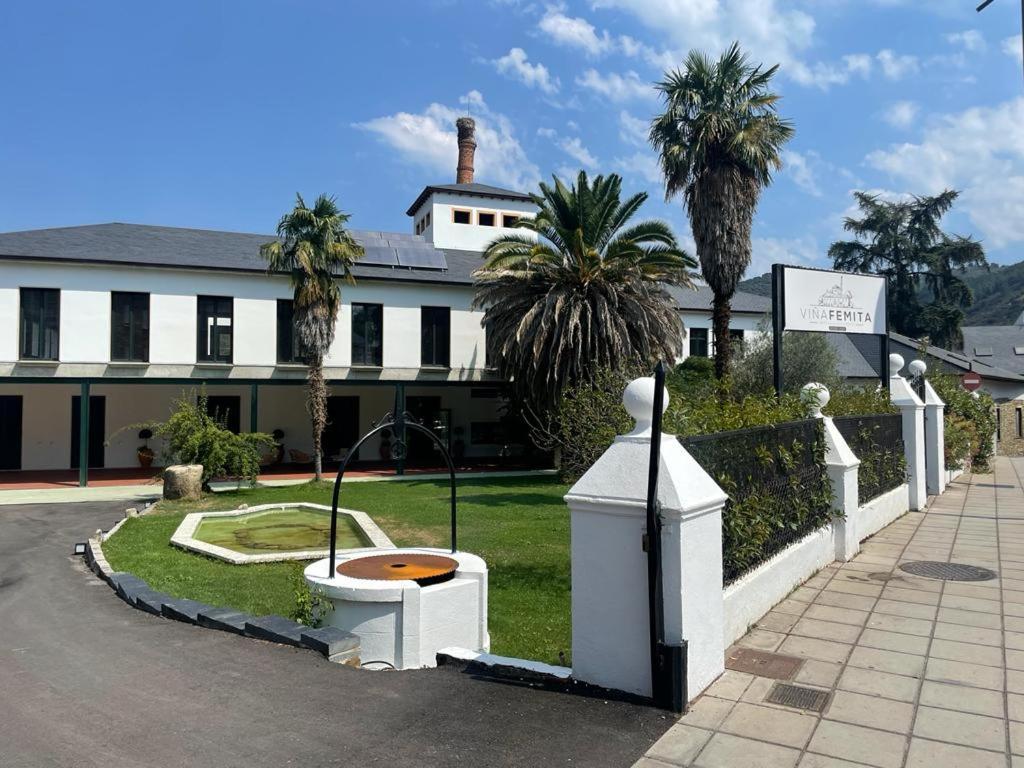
[638,456,1024,768]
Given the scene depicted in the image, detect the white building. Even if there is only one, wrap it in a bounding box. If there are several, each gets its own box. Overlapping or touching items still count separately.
[0,116,764,482]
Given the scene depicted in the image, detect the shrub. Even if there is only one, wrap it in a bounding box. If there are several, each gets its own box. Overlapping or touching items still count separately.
[730,322,841,399]
[929,371,996,471]
[139,390,275,486]
[825,384,897,417]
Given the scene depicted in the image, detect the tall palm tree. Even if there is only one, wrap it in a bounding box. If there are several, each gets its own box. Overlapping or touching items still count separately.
[261,194,363,480]
[650,42,794,380]
[473,171,697,410]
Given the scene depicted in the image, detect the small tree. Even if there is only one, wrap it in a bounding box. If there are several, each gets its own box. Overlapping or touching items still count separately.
[729,320,840,399]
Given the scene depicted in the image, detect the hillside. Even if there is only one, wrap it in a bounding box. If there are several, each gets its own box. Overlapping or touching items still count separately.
[738,262,1024,326]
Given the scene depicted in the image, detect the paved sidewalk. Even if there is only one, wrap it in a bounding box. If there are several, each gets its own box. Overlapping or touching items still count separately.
[638,456,1024,768]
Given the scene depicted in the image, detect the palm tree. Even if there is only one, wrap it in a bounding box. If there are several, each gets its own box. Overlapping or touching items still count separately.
[261,194,363,480]
[473,171,697,410]
[829,189,986,348]
[650,42,794,380]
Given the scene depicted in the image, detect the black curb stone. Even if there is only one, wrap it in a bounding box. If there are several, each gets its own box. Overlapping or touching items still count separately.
[161,598,213,624]
[197,607,251,635]
[245,615,306,647]
[300,627,360,659]
[132,589,167,615]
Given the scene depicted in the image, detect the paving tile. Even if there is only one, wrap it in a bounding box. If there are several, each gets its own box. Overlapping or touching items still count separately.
[705,670,753,701]
[913,706,1007,751]
[791,586,823,603]
[1007,631,1024,651]
[919,680,1005,718]
[858,628,930,656]
[633,758,678,768]
[757,612,801,634]
[737,629,787,652]
[680,696,735,731]
[932,622,1002,647]
[837,666,919,702]
[874,599,938,621]
[779,636,853,664]
[797,756,872,768]
[936,607,1003,629]
[813,591,878,612]
[806,720,907,768]
[827,580,884,598]
[881,586,939,605]
[775,598,812,617]
[646,724,713,766]
[693,733,800,768]
[904,737,1007,768]
[848,646,926,678]
[719,702,818,748]
[925,657,1005,691]
[1010,670,1024,694]
[1009,692,1024,722]
[865,612,933,637]
[792,618,863,644]
[1008,649,1024,671]
[802,604,869,627]
[1012,720,1024,755]
[941,594,1002,615]
[739,676,775,704]
[929,638,1004,667]
[793,659,843,688]
[824,690,914,733]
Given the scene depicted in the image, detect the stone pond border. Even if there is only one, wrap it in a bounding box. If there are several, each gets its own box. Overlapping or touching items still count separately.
[85,525,361,665]
[169,502,395,564]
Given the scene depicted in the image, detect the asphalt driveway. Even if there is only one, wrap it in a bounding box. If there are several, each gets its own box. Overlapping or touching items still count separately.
[0,501,670,767]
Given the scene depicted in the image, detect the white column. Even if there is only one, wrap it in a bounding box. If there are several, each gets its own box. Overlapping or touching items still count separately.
[911,360,946,496]
[565,377,728,701]
[889,354,927,511]
[803,383,860,561]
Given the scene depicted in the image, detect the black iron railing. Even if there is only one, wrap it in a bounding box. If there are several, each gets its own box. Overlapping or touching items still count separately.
[680,419,833,585]
[833,413,906,505]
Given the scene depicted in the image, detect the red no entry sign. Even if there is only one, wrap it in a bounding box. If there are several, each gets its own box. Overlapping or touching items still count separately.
[962,372,982,391]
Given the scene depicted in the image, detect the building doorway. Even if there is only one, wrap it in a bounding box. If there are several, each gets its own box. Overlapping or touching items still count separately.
[70,395,105,469]
[406,396,450,466]
[325,396,360,463]
[206,395,241,434]
[0,396,23,470]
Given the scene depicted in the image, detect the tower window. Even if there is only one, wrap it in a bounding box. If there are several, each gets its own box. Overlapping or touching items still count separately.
[478,211,496,227]
[502,214,520,228]
[453,209,471,225]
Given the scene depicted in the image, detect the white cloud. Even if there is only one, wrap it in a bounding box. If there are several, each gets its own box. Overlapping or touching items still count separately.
[882,100,919,129]
[355,91,541,191]
[491,48,560,94]
[1004,35,1024,63]
[576,69,653,102]
[749,235,823,277]
[619,110,649,146]
[538,7,612,56]
[876,49,919,80]
[866,97,1024,246]
[613,151,662,184]
[782,150,821,197]
[946,29,985,51]
[558,136,600,169]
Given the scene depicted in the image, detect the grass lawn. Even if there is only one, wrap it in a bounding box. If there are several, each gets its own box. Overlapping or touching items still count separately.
[103,475,572,665]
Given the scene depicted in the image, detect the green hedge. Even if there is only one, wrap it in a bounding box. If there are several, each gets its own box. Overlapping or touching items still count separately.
[929,371,996,472]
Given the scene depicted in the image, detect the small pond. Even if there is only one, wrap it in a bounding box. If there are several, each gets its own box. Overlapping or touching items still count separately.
[195,508,371,554]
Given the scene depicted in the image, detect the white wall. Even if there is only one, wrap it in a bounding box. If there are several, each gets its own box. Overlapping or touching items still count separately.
[678,311,767,362]
[0,261,489,372]
[425,191,537,252]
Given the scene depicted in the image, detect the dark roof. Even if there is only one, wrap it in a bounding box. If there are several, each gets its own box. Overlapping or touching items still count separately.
[666,284,771,313]
[0,223,485,285]
[959,325,1024,374]
[889,331,1024,382]
[405,183,533,216]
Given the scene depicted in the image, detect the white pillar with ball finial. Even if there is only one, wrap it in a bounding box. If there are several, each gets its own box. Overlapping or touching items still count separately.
[802,382,861,561]
[565,376,728,701]
[889,354,927,510]
[910,359,946,495]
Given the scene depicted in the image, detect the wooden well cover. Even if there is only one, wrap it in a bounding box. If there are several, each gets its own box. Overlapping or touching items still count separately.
[337,553,458,586]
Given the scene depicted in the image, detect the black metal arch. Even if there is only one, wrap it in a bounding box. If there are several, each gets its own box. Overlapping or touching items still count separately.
[327,413,458,578]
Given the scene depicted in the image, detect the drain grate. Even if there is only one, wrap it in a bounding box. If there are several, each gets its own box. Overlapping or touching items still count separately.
[764,682,830,713]
[725,648,803,680]
[898,561,997,582]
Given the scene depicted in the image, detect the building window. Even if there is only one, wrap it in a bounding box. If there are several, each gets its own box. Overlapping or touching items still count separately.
[425,212,431,227]
[478,211,496,227]
[1017,408,1022,439]
[352,303,383,367]
[997,407,1002,442]
[110,292,149,362]
[276,299,306,364]
[502,213,519,228]
[453,209,471,225]
[421,306,450,367]
[19,288,60,361]
[197,295,233,363]
[688,328,709,358]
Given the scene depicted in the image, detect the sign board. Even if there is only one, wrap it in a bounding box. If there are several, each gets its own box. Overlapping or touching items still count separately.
[962,372,982,391]
[781,267,887,335]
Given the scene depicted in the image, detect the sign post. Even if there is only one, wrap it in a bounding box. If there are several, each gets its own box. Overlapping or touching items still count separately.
[771,266,889,397]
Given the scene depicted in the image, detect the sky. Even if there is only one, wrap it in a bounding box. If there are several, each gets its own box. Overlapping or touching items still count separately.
[1,0,1023,278]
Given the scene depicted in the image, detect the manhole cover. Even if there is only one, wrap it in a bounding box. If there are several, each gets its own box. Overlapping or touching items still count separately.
[765,682,830,713]
[898,561,997,581]
[725,648,803,680]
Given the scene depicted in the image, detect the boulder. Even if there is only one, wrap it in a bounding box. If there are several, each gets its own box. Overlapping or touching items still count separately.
[163,464,203,500]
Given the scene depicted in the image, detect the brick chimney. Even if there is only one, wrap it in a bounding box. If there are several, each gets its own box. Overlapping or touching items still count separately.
[456,117,476,184]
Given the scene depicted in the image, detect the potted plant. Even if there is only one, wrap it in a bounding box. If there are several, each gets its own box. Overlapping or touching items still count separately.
[137,428,155,468]
[272,429,285,464]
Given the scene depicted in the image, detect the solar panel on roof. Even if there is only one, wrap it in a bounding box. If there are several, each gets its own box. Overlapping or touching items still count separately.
[396,247,447,270]
[1015,346,1024,355]
[359,246,399,267]
[975,347,994,356]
